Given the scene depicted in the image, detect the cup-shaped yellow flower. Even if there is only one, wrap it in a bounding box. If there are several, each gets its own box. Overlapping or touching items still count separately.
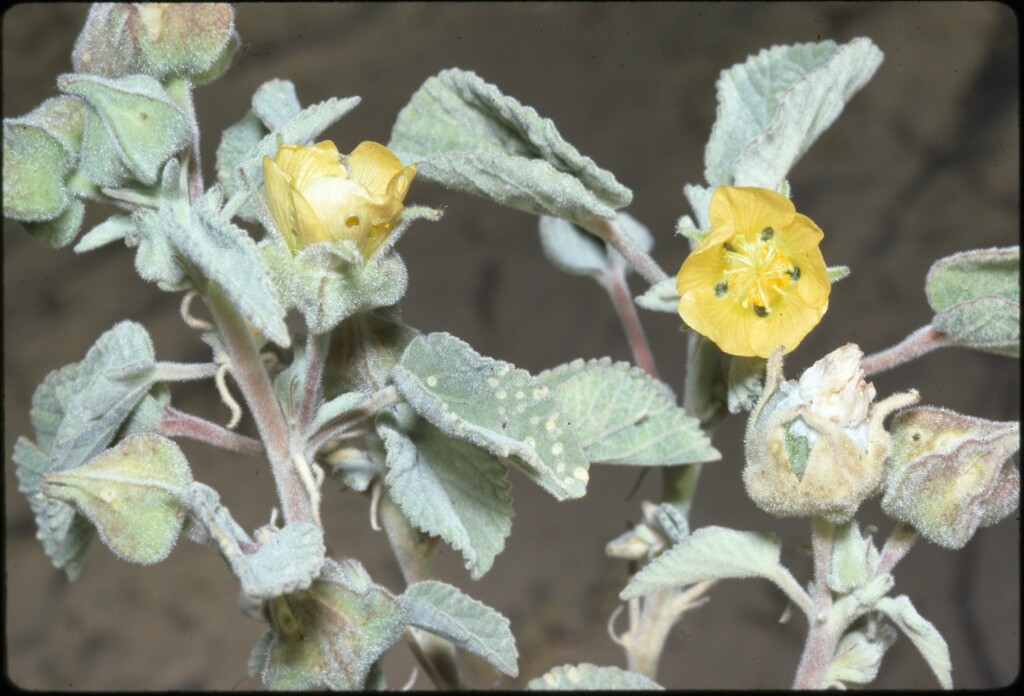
[676,186,830,357]
[262,140,416,257]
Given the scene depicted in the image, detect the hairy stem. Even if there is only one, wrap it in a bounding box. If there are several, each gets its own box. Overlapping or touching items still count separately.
[298,331,330,434]
[153,361,220,382]
[598,267,658,378]
[860,325,951,376]
[203,283,312,524]
[875,523,918,577]
[306,386,400,457]
[379,490,464,690]
[793,518,838,689]
[160,406,264,455]
[581,215,668,286]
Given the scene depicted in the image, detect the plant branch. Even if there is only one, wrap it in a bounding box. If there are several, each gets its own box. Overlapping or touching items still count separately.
[203,283,312,524]
[298,331,330,434]
[597,268,658,378]
[159,406,264,455]
[378,489,464,690]
[793,518,838,689]
[875,523,918,577]
[307,386,400,456]
[581,215,668,286]
[153,361,220,382]
[860,325,951,376]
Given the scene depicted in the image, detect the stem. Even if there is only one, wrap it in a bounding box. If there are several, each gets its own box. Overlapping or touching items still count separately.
[379,490,464,690]
[203,283,312,524]
[580,215,668,286]
[307,386,400,456]
[793,518,838,690]
[875,523,918,577]
[771,566,816,621]
[298,331,330,434]
[597,268,658,378]
[860,325,951,376]
[159,406,264,455]
[153,361,220,382]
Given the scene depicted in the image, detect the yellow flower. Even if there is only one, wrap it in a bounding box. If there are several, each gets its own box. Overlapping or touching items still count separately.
[262,140,416,257]
[676,186,830,357]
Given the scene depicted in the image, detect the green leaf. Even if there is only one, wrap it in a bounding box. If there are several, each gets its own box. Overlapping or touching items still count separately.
[527,663,663,690]
[215,111,269,221]
[827,625,897,687]
[78,106,134,188]
[379,407,512,579]
[538,359,719,466]
[389,68,631,223]
[260,239,409,336]
[635,278,682,314]
[926,247,1019,357]
[252,78,302,131]
[12,437,94,580]
[41,434,192,565]
[827,521,881,594]
[540,212,652,278]
[58,73,191,185]
[705,38,883,189]
[727,356,766,414]
[170,188,290,347]
[391,333,590,500]
[828,265,851,283]
[683,184,714,231]
[400,580,518,677]
[261,558,406,691]
[621,526,782,599]
[74,214,135,253]
[322,309,419,397]
[184,482,325,599]
[131,206,190,290]
[876,595,952,689]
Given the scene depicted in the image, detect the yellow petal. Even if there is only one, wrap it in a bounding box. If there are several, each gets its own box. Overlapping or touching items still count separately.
[290,186,333,248]
[710,186,795,237]
[747,298,828,358]
[262,155,298,250]
[274,141,345,191]
[345,141,406,198]
[299,175,398,248]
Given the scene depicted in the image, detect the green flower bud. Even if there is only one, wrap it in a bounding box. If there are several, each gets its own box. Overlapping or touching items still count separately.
[881,407,1020,549]
[72,3,237,84]
[257,558,405,690]
[59,73,191,186]
[743,344,919,523]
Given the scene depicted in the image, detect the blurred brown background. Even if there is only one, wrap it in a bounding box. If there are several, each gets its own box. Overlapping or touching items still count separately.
[4,2,1019,690]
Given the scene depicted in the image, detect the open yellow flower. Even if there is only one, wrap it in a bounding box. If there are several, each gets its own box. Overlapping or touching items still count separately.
[676,186,830,357]
[262,140,416,257]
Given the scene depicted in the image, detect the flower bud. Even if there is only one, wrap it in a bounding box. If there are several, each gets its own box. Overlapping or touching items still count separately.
[72,3,237,84]
[743,344,919,523]
[262,140,416,258]
[881,407,1019,549]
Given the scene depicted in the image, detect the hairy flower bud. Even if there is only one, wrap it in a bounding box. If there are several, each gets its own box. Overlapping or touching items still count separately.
[881,407,1020,549]
[262,140,416,258]
[743,344,919,523]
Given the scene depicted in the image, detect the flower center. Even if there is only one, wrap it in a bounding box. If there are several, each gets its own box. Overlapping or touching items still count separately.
[719,228,798,315]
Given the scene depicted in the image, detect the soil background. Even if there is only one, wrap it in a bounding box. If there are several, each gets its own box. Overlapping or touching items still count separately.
[4,2,1019,690]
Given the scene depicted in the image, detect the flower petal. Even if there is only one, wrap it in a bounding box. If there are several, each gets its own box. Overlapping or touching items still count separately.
[710,186,795,237]
[275,141,345,191]
[262,155,298,250]
[290,186,333,248]
[747,298,828,357]
[345,141,406,198]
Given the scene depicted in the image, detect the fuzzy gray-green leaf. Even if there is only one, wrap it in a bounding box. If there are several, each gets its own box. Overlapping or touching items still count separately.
[876,595,952,689]
[539,359,719,466]
[170,188,289,347]
[635,278,681,314]
[391,333,590,500]
[926,247,1019,357]
[401,580,518,676]
[251,79,302,131]
[527,663,663,690]
[705,39,883,189]
[621,526,782,599]
[41,434,192,565]
[379,407,512,579]
[389,68,631,223]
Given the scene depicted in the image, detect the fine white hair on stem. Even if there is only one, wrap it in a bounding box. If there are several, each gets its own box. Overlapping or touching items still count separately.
[180,290,215,331]
[292,451,323,529]
[215,363,243,430]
